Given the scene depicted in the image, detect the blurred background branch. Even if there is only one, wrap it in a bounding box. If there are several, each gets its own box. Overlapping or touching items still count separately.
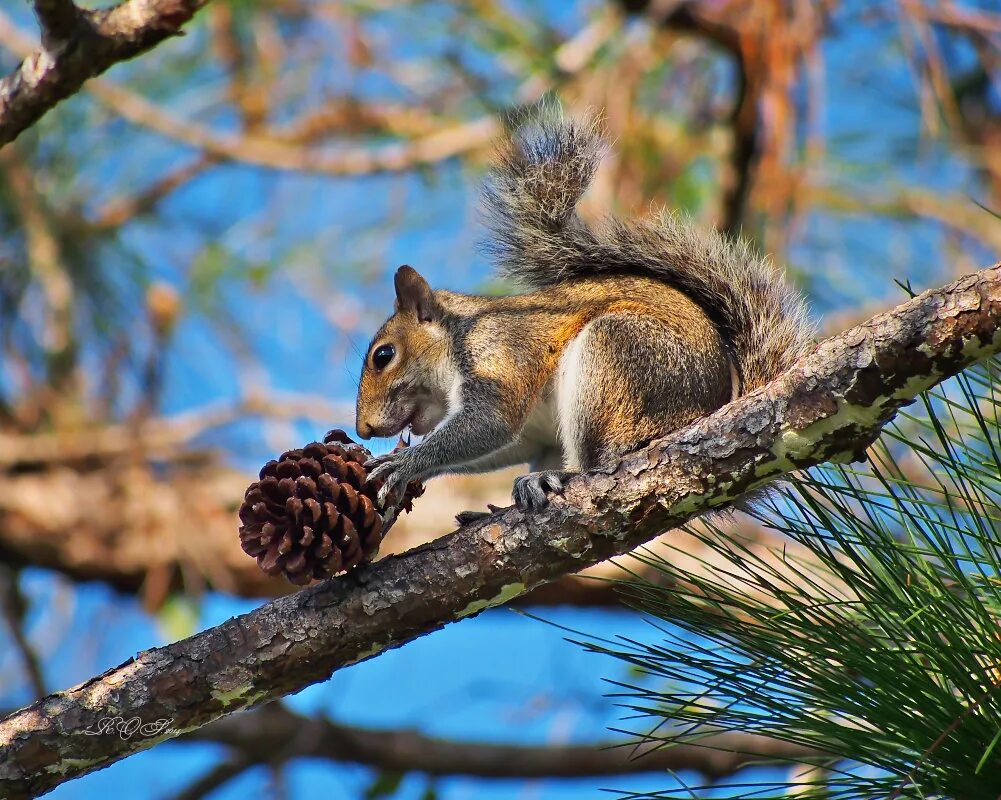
[181,703,831,782]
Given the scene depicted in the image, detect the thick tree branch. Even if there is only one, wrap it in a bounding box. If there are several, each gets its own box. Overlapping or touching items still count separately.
[183,703,831,780]
[0,0,212,145]
[0,394,354,468]
[0,458,853,617]
[1,265,1000,798]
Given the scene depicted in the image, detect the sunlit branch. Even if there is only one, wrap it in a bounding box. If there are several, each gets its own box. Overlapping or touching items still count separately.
[0,0,213,145]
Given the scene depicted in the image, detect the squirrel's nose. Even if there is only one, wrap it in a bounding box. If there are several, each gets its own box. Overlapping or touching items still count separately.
[357,420,374,440]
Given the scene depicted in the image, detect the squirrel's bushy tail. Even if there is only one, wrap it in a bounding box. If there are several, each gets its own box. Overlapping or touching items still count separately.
[482,107,815,391]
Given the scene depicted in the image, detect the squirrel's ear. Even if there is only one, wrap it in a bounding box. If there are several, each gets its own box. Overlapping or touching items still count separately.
[394,265,438,323]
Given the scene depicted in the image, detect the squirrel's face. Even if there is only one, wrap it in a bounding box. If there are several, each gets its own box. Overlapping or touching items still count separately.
[355,266,452,440]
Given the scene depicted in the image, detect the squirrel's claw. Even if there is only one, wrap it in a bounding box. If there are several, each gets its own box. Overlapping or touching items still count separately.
[374,480,391,508]
[366,452,410,508]
[364,453,393,471]
[513,470,571,512]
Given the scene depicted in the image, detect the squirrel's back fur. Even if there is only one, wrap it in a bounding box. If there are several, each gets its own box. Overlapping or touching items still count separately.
[482,109,814,392]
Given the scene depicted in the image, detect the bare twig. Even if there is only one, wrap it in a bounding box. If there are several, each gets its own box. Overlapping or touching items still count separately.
[0,7,614,178]
[0,10,499,177]
[0,566,46,701]
[85,81,500,176]
[89,155,214,231]
[172,755,255,800]
[0,146,75,389]
[807,185,1001,254]
[900,0,1001,35]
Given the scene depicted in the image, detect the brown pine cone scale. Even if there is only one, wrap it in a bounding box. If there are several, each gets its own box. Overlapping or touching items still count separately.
[238,430,423,585]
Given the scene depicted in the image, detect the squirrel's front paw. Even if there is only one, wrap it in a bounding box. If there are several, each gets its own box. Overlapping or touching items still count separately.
[365,452,414,508]
[512,470,572,512]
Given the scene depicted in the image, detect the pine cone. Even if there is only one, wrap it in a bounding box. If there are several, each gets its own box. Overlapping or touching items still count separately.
[238,429,424,585]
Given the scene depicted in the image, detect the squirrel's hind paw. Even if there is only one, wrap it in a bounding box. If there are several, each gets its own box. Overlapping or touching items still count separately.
[513,470,572,512]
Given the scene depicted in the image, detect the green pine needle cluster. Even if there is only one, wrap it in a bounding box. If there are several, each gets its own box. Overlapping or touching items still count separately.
[583,358,1001,799]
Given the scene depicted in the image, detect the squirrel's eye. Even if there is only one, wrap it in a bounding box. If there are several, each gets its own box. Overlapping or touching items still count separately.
[371,344,395,370]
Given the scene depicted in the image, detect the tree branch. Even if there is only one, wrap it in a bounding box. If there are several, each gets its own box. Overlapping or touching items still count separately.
[0,9,498,176]
[183,703,831,780]
[0,393,354,468]
[31,0,81,49]
[82,78,502,176]
[1,264,1000,798]
[0,454,852,617]
[88,154,215,231]
[0,566,46,700]
[171,755,255,800]
[0,6,616,178]
[614,1,754,232]
[0,0,213,145]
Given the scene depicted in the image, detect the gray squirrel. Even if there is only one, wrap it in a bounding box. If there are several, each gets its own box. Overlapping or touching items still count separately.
[354,108,814,514]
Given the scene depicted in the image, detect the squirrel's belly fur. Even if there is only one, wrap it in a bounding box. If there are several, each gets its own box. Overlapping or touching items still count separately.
[520,380,561,465]
[440,274,733,471]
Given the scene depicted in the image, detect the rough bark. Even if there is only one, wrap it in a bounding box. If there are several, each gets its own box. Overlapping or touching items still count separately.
[1,264,999,798]
[0,0,212,145]
[184,703,831,780]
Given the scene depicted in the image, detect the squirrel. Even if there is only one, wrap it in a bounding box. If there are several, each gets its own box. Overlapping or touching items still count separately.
[355,108,814,515]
